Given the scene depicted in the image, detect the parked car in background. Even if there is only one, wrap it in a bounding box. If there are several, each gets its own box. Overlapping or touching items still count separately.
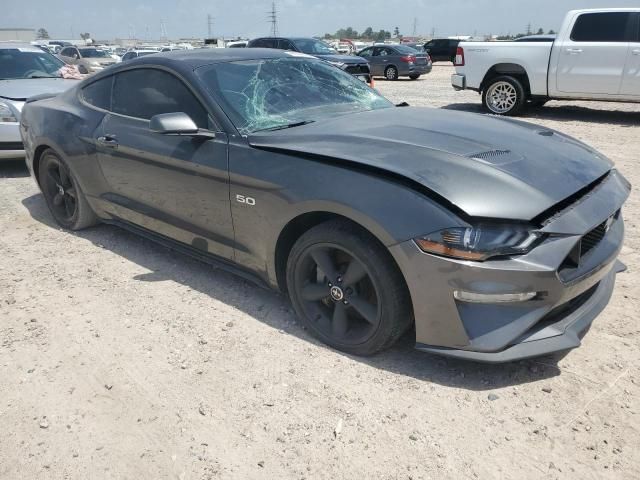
[21,48,630,362]
[0,43,79,160]
[247,37,372,84]
[452,8,640,115]
[121,49,159,62]
[227,41,247,48]
[402,43,426,52]
[424,38,461,62]
[58,46,117,74]
[357,44,432,80]
[514,34,557,42]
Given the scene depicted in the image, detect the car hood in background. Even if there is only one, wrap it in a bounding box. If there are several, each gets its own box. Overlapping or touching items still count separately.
[0,78,79,102]
[314,53,368,64]
[248,107,612,221]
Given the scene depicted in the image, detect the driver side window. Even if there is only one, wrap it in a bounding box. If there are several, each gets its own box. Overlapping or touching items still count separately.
[111,68,210,129]
[359,48,372,58]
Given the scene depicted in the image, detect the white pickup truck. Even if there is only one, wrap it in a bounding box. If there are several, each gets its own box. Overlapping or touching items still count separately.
[451,8,640,115]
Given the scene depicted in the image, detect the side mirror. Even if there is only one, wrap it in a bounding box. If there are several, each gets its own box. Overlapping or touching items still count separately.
[149,112,214,138]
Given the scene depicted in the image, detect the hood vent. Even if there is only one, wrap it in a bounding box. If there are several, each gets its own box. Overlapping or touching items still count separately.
[468,149,521,166]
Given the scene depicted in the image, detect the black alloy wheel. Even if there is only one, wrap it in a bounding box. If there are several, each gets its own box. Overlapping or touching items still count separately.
[294,243,381,345]
[38,149,97,230]
[287,220,411,356]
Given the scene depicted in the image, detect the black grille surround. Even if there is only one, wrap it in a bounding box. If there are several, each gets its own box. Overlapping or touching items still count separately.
[0,141,24,151]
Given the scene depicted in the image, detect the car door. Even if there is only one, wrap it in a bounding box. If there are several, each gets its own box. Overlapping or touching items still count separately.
[93,67,234,260]
[357,47,375,72]
[620,12,640,98]
[555,11,633,96]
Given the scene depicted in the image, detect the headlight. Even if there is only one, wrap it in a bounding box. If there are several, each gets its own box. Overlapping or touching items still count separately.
[0,101,18,123]
[327,61,346,68]
[415,224,541,261]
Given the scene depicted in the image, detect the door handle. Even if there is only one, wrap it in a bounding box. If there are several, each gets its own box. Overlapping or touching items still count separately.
[566,48,583,54]
[97,135,119,149]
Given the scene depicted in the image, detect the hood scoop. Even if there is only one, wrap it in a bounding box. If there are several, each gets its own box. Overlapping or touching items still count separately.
[468,149,523,166]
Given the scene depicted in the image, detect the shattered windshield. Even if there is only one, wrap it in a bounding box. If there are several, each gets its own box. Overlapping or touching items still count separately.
[196,57,392,134]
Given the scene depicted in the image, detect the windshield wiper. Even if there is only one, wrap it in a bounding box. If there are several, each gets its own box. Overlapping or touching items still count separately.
[253,120,315,133]
[28,75,60,79]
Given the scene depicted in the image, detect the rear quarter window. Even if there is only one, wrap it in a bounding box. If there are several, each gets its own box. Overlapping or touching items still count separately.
[81,76,113,110]
[570,12,632,42]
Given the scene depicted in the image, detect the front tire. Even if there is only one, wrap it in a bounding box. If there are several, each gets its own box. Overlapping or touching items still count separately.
[286,220,412,356]
[385,66,399,81]
[38,149,97,230]
[482,75,526,116]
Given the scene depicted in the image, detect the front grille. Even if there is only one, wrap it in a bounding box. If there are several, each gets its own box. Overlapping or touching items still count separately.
[558,210,619,276]
[345,64,370,75]
[581,221,608,256]
[0,141,24,150]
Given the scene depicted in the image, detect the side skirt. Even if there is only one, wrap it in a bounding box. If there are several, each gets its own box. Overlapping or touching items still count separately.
[102,217,273,291]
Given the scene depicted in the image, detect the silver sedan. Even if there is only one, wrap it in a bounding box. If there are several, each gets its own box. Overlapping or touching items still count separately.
[0,43,79,160]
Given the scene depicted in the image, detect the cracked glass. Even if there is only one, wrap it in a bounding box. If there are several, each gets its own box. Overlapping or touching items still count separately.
[196,56,392,134]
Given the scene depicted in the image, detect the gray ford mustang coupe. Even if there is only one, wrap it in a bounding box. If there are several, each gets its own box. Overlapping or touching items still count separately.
[20,49,630,362]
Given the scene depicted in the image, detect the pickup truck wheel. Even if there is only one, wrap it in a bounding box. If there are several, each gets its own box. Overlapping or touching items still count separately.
[482,76,526,116]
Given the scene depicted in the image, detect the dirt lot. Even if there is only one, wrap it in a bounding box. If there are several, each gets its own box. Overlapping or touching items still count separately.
[1,65,639,480]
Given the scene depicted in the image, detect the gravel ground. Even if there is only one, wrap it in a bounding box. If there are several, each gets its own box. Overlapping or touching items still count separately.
[1,65,639,480]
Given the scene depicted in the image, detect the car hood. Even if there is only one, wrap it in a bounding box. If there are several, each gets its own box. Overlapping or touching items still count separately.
[0,78,79,102]
[314,53,367,64]
[247,107,612,221]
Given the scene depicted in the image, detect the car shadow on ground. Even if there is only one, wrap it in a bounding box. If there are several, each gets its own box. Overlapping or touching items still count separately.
[0,159,30,178]
[442,103,640,127]
[22,192,566,390]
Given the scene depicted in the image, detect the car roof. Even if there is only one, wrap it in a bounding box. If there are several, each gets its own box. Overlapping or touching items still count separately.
[86,48,315,84]
[0,42,44,49]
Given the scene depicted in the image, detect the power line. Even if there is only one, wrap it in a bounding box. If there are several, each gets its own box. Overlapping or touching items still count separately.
[267,2,278,36]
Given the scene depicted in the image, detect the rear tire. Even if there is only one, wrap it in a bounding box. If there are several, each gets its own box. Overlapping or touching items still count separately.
[38,149,98,230]
[286,219,412,356]
[482,75,526,116]
[409,74,420,80]
[385,66,399,81]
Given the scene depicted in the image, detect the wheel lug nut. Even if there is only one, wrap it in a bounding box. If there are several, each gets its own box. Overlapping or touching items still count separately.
[343,300,348,305]
[328,282,332,287]
[337,276,342,283]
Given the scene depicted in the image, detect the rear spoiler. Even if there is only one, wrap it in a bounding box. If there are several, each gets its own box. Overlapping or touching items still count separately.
[25,92,59,104]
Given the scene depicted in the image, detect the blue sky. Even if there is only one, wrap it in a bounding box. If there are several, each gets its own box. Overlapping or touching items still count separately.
[3,0,639,40]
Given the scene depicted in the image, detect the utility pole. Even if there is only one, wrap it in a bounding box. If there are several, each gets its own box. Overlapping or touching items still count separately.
[412,17,417,37]
[430,27,435,39]
[526,22,532,35]
[268,2,278,36]
[207,14,214,38]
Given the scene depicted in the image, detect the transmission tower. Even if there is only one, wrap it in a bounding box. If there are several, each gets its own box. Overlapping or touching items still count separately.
[207,14,214,37]
[160,19,168,42]
[268,2,278,36]
[412,17,417,36]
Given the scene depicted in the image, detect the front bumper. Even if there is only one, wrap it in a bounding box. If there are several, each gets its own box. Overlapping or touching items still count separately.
[389,170,630,363]
[0,122,24,159]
